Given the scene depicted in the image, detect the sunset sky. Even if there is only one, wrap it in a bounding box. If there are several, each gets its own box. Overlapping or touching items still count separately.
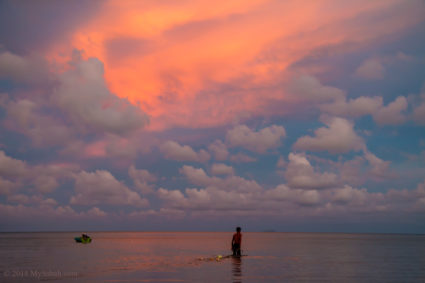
[1,0,425,232]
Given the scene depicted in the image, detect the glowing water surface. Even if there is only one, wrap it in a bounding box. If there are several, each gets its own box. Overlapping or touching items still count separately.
[0,232,424,282]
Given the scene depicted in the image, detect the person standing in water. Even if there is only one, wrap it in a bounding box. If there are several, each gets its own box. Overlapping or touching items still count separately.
[231,227,242,256]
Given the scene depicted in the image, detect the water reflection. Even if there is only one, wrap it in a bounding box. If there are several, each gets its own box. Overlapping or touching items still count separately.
[231,256,242,283]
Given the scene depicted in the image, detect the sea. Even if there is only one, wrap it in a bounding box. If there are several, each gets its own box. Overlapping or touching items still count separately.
[0,232,424,282]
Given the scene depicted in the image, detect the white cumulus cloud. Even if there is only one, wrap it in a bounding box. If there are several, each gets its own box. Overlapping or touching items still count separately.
[128,165,157,194]
[210,163,234,176]
[373,96,407,125]
[226,124,286,153]
[160,141,210,162]
[355,58,385,80]
[70,170,148,206]
[289,75,345,102]
[293,117,365,154]
[284,153,339,190]
[55,56,149,135]
[208,140,229,161]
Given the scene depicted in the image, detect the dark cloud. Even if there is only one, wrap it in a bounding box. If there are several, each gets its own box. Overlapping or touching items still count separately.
[0,0,103,54]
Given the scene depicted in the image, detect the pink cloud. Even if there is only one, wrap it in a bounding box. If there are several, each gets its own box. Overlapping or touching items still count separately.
[44,0,424,130]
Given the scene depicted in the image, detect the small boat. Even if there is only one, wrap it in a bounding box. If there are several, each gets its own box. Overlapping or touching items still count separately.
[74,234,92,244]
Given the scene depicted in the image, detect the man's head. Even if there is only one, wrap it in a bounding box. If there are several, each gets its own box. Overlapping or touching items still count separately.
[236,227,241,232]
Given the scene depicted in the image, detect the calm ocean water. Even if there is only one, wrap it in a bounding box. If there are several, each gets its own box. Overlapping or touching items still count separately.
[0,232,424,282]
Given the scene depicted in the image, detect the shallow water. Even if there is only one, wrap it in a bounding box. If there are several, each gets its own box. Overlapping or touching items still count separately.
[0,232,424,282]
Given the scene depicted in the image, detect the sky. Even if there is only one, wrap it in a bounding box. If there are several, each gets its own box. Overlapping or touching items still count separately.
[0,0,425,233]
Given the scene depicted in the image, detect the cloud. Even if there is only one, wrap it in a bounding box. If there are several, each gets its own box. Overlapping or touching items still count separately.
[33,175,59,194]
[208,140,229,161]
[293,117,365,154]
[0,150,79,195]
[70,170,148,206]
[157,188,188,207]
[0,203,79,223]
[0,150,27,179]
[179,166,212,187]
[1,1,425,230]
[386,180,425,211]
[158,185,261,212]
[0,51,50,84]
[0,177,18,195]
[54,55,149,135]
[354,58,385,80]
[226,124,286,153]
[4,99,73,147]
[156,161,421,215]
[86,207,107,217]
[364,151,394,180]
[180,165,261,193]
[6,194,58,207]
[276,156,286,168]
[264,184,320,206]
[288,75,345,103]
[284,153,339,190]
[128,165,157,194]
[0,1,102,54]
[229,153,256,163]
[210,163,234,176]
[6,194,31,204]
[160,141,210,162]
[373,96,407,125]
[19,0,422,130]
[413,103,425,124]
[338,156,366,186]
[320,96,383,118]
[1,51,150,154]
[320,94,408,126]
[412,88,425,125]
[331,185,368,205]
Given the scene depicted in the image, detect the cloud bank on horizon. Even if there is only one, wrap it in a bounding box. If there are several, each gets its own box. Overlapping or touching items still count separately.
[0,0,425,232]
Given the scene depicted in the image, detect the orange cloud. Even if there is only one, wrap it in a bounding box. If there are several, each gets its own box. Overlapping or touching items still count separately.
[46,0,424,130]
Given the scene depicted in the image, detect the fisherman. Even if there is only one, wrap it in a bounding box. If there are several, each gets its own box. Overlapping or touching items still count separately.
[231,227,242,256]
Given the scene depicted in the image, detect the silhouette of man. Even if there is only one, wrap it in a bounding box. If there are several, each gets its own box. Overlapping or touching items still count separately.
[231,227,242,256]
